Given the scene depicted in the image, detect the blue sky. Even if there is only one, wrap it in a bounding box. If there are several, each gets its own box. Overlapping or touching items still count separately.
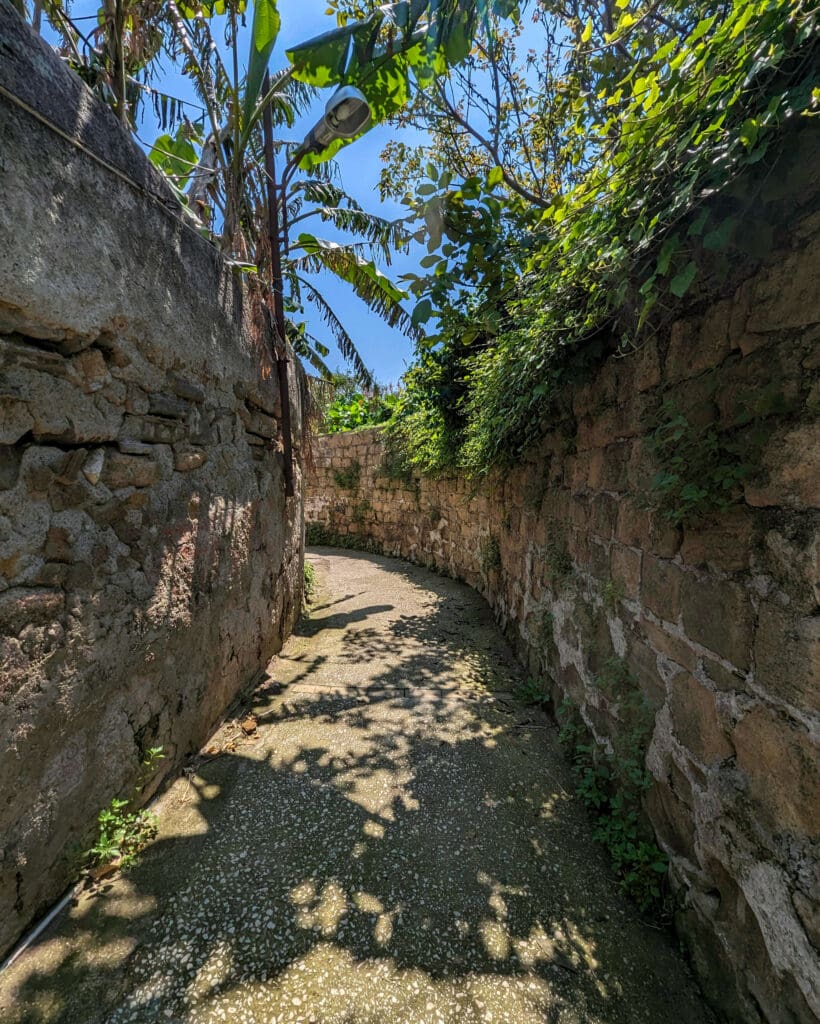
[43,1,430,385]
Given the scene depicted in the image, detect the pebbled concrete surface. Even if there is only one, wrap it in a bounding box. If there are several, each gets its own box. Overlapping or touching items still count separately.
[0,548,714,1024]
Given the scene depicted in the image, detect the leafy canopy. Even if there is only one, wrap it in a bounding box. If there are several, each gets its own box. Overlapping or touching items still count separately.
[385,0,819,474]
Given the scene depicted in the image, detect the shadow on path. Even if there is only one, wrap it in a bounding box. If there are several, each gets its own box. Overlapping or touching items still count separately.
[0,548,714,1024]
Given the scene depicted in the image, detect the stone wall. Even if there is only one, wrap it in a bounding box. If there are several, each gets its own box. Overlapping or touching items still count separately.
[306,141,820,1021]
[0,7,304,958]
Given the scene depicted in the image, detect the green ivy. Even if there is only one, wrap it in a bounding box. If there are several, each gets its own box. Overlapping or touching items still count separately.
[387,0,818,476]
[333,460,361,491]
[647,402,757,525]
[303,560,317,605]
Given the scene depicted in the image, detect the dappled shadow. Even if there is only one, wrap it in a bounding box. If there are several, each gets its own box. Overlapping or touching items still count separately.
[0,549,712,1024]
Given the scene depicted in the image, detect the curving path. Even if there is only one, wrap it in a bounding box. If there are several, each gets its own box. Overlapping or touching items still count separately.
[1,549,713,1024]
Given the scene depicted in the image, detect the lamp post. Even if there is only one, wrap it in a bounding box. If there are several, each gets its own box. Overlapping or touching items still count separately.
[260,76,371,498]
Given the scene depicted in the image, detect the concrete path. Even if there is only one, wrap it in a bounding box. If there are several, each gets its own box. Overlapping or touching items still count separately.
[1,549,713,1024]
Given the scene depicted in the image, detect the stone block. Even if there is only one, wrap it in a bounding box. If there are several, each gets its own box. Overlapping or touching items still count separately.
[610,543,641,600]
[589,492,617,540]
[619,339,661,394]
[747,233,820,332]
[71,346,108,391]
[641,556,684,622]
[102,452,160,489]
[744,424,820,509]
[168,372,206,403]
[44,525,73,562]
[665,303,731,384]
[616,498,652,549]
[0,587,64,636]
[681,575,752,669]
[640,616,698,673]
[567,452,590,492]
[174,448,208,473]
[679,509,756,571]
[588,442,630,492]
[669,671,733,764]
[122,413,184,444]
[733,705,819,838]
[626,637,665,709]
[148,392,190,419]
[0,445,23,489]
[754,602,819,712]
[646,779,697,862]
[702,658,747,693]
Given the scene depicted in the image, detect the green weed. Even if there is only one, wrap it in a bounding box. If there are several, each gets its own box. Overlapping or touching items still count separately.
[85,747,164,873]
[333,460,361,491]
[556,668,669,918]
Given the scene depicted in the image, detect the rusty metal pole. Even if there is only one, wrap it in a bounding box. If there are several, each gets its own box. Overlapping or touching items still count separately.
[261,70,295,498]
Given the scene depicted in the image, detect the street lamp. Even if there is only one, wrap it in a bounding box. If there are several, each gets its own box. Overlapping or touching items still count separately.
[261,80,372,498]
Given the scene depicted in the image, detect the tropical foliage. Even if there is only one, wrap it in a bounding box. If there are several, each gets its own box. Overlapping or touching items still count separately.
[381,0,819,474]
[310,374,399,433]
[23,0,517,380]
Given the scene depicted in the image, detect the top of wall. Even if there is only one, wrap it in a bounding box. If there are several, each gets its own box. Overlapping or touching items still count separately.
[0,0,281,411]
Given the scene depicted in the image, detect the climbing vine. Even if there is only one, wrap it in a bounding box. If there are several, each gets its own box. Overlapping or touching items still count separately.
[386,0,819,475]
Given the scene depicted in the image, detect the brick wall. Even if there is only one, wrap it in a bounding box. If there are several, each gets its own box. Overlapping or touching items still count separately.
[306,141,820,1022]
[0,7,304,957]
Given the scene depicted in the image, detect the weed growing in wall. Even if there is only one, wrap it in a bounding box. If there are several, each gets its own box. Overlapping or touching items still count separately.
[557,661,669,917]
[516,676,551,708]
[380,433,416,485]
[306,522,382,555]
[479,534,501,573]
[303,561,316,605]
[602,578,626,612]
[85,747,164,874]
[352,499,371,526]
[333,460,361,491]
[648,404,755,525]
[545,534,573,590]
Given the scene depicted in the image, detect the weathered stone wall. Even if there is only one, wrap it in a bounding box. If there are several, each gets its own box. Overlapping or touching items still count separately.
[0,7,304,958]
[306,142,820,1021]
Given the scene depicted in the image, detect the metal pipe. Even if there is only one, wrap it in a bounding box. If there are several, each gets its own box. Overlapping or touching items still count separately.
[0,882,83,977]
[261,71,295,499]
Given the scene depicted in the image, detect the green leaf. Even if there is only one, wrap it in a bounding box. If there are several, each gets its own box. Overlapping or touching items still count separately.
[669,260,697,298]
[412,298,433,325]
[656,233,679,275]
[243,0,281,130]
[739,117,759,151]
[286,21,361,88]
[581,17,593,43]
[487,165,504,188]
[702,217,737,252]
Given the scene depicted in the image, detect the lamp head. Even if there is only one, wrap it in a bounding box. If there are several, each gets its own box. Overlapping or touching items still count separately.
[303,86,372,154]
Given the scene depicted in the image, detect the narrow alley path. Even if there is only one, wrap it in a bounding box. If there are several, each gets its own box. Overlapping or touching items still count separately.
[1,549,713,1024]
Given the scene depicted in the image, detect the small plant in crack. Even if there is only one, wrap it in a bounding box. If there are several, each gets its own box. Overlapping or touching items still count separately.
[333,459,361,491]
[516,676,551,708]
[303,560,317,605]
[602,577,625,612]
[556,673,669,918]
[85,747,164,873]
[479,534,501,573]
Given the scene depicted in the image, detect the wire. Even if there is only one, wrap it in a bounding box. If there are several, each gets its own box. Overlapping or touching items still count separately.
[0,81,208,245]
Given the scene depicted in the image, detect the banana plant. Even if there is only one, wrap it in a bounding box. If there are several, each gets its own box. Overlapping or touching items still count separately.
[30,0,519,379]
